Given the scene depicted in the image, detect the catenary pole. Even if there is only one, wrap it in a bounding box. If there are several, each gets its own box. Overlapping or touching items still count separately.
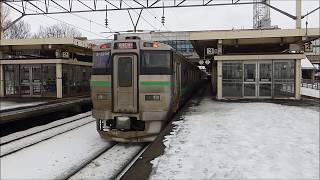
[296,0,302,29]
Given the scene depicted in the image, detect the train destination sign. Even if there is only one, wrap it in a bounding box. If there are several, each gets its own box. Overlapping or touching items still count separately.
[116,42,134,49]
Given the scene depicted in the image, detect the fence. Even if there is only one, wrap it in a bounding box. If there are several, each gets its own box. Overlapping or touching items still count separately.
[301,79,320,90]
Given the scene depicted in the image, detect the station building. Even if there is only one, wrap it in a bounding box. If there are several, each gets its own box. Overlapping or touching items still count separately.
[118,28,320,100]
[0,38,93,98]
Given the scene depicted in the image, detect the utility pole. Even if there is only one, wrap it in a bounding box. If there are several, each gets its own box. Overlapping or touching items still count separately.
[296,0,302,29]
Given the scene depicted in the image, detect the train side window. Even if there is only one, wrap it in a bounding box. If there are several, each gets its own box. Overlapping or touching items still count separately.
[92,51,111,75]
[141,51,172,75]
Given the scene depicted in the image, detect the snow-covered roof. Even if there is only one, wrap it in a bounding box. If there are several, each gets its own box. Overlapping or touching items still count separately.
[301,58,315,70]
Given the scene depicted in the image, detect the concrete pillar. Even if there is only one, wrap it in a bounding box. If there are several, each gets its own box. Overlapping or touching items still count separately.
[311,70,315,81]
[211,62,217,95]
[295,59,301,100]
[217,39,223,55]
[217,61,223,99]
[0,64,4,97]
[56,63,63,98]
[296,0,302,29]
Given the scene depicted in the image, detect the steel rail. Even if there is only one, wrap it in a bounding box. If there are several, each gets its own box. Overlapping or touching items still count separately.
[61,143,117,180]
[114,144,150,180]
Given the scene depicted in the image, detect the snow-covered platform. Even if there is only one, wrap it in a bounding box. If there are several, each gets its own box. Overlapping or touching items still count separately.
[149,98,319,179]
[301,87,320,98]
[0,97,91,124]
[0,100,46,111]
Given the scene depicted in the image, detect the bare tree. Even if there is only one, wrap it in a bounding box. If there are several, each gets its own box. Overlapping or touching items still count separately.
[4,20,31,39]
[1,6,31,39]
[34,23,82,38]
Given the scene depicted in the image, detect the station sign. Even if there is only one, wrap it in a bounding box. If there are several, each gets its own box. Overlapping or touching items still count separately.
[304,43,313,52]
[205,60,211,65]
[206,48,215,55]
[199,60,204,65]
[62,51,70,59]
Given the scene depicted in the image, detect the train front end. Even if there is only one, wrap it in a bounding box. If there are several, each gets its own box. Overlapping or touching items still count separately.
[91,39,173,142]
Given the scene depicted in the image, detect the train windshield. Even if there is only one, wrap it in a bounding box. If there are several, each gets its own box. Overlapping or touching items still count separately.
[93,51,111,75]
[141,51,171,75]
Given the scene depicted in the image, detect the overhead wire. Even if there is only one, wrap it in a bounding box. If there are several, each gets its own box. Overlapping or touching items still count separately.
[7,0,171,40]
[121,1,158,30]
[121,1,170,41]
[9,2,113,39]
[35,0,115,32]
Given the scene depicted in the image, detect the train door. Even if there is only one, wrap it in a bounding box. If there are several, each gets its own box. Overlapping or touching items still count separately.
[173,61,181,110]
[112,54,138,113]
[176,62,181,97]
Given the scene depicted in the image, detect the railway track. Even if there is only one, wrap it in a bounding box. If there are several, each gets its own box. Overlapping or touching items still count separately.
[1,113,149,179]
[114,144,150,180]
[0,113,94,157]
[65,143,148,180]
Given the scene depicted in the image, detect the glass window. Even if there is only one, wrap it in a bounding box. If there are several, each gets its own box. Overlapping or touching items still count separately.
[222,62,243,97]
[273,60,295,97]
[92,51,111,75]
[118,57,132,87]
[222,83,242,97]
[244,84,256,96]
[244,64,256,82]
[141,51,172,75]
[32,65,42,95]
[20,65,31,95]
[62,64,91,97]
[4,65,20,96]
[274,84,295,97]
[42,64,56,97]
[222,62,243,82]
[259,63,272,82]
[259,84,271,96]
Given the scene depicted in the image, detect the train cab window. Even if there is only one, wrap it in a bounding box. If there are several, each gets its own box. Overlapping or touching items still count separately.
[141,51,172,75]
[93,51,111,75]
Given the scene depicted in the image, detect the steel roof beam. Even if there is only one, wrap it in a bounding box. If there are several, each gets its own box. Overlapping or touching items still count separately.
[2,0,258,16]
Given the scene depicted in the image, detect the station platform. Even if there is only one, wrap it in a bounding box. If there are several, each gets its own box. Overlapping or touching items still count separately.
[0,96,91,124]
[121,85,319,179]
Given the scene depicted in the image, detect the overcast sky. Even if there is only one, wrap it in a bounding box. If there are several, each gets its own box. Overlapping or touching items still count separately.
[5,0,320,39]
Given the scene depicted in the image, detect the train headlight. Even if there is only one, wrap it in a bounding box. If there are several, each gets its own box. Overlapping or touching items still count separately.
[116,116,131,130]
[96,93,108,100]
[145,95,160,101]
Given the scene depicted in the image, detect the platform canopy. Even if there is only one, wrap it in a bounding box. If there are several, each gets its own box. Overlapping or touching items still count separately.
[190,28,320,58]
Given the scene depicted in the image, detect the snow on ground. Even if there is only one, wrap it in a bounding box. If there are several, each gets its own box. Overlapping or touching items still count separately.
[1,111,92,144]
[150,99,319,179]
[70,143,144,179]
[0,101,46,110]
[301,87,320,98]
[0,122,112,179]
[1,116,95,156]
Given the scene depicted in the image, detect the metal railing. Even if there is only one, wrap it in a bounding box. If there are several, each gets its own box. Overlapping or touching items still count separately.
[301,79,320,90]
